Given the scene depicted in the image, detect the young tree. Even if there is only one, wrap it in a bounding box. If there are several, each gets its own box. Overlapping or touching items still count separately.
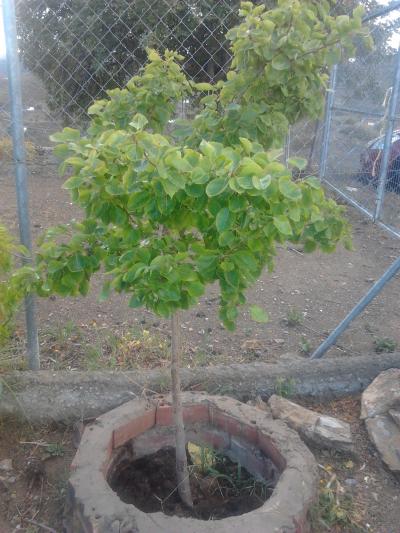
[28,0,367,507]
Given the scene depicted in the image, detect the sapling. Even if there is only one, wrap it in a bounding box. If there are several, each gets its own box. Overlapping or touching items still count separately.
[26,1,368,508]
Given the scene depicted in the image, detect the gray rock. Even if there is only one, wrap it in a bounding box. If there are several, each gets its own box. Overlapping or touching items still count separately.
[361,368,400,420]
[365,415,400,475]
[268,394,353,452]
[389,409,400,429]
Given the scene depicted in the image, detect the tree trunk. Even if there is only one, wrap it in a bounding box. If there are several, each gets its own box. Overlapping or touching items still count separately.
[170,312,193,508]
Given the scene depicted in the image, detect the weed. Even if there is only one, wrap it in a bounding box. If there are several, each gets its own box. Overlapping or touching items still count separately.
[188,443,272,501]
[310,472,363,532]
[373,337,397,353]
[189,350,211,367]
[154,371,171,393]
[213,383,236,396]
[85,344,105,370]
[44,320,82,345]
[286,308,303,327]
[299,336,311,355]
[44,442,65,457]
[0,136,35,161]
[274,377,295,398]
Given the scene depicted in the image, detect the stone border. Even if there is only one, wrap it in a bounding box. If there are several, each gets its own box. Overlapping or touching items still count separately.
[66,392,318,533]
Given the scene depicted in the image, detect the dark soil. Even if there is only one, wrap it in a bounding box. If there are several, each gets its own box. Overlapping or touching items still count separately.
[109,446,271,521]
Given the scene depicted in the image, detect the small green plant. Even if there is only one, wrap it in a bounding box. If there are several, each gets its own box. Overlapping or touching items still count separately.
[311,474,363,532]
[154,371,171,393]
[44,442,65,457]
[286,308,303,327]
[374,337,397,353]
[0,224,35,344]
[299,336,311,355]
[189,442,271,501]
[274,377,295,398]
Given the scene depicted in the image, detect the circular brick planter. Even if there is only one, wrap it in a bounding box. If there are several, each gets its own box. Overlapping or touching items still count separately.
[66,392,318,533]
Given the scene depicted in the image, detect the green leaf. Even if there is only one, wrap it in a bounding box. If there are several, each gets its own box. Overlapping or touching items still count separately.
[194,82,215,91]
[106,182,125,196]
[273,215,292,236]
[288,157,307,171]
[200,140,217,159]
[187,281,204,297]
[216,208,232,232]
[252,174,271,190]
[129,295,142,308]
[279,178,302,201]
[218,230,235,247]
[271,55,290,70]
[239,158,263,176]
[239,137,253,154]
[305,176,321,189]
[68,254,84,272]
[206,178,228,197]
[249,305,269,323]
[191,168,209,184]
[130,113,148,130]
[224,270,239,287]
[236,176,254,189]
[232,251,257,272]
[63,176,84,190]
[288,206,301,222]
[50,128,80,143]
[229,196,247,212]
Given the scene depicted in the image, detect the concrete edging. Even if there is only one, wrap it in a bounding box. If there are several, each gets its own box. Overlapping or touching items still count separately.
[66,392,318,533]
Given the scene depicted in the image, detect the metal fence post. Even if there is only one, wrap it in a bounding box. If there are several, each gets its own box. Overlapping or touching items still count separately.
[319,64,337,180]
[311,255,400,359]
[2,0,40,369]
[284,127,290,165]
[374,46,400,222]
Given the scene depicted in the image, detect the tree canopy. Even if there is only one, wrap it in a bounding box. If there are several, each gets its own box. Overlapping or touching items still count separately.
[25,0,369,330]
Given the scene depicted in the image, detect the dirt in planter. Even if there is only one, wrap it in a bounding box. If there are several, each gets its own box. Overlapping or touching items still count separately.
[109,446,273,520]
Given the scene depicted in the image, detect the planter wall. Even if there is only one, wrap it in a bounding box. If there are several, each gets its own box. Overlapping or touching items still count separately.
[66,392,318,533]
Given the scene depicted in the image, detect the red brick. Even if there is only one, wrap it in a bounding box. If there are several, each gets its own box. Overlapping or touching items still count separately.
[183,403,209,425]
[210,408,243,438]
[258,432,286,471]
[241,423,258,445]
[112,409,156,449]
[156,404,173,426]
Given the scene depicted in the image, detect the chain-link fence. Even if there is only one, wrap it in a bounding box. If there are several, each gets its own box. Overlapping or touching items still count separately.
[4,0,399,235]
[321,5,400,237]
[2,1,399,193]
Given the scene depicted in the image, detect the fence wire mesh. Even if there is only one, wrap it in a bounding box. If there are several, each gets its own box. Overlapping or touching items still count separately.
[322,7,400,236]
[1,0,400,237]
